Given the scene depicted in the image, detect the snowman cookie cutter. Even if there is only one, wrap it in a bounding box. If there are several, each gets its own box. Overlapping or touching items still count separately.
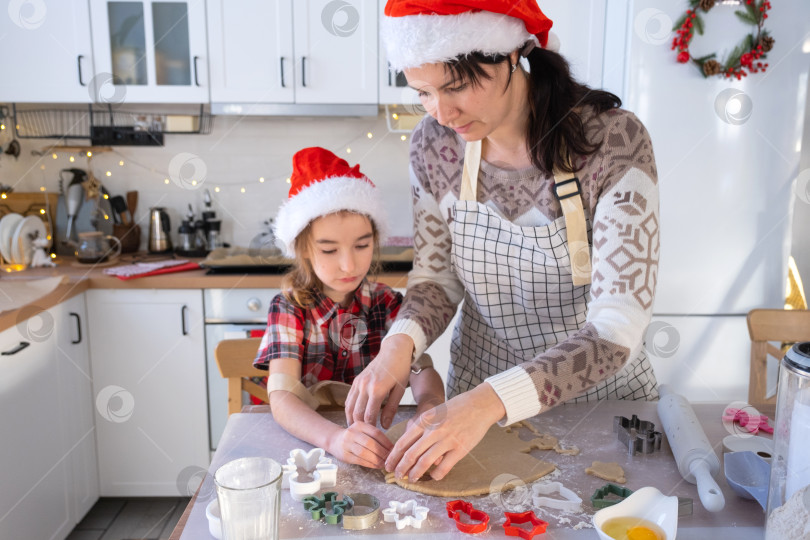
[282,448,338,501]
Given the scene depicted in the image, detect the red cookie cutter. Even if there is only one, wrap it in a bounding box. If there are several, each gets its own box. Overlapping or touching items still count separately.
[503,511,548,539]
[722,407,773,434]
[446,500,490,534]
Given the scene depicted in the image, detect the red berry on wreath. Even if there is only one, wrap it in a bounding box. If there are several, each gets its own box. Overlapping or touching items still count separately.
[741,53,753,67]
[677,51,690,63]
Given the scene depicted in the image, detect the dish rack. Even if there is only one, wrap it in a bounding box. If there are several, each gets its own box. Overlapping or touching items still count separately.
[12,104,213,146]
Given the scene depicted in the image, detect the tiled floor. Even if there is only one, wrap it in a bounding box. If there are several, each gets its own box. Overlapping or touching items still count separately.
[66,497,190,540]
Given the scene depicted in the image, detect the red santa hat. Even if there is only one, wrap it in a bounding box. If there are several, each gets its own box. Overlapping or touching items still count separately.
[381,0,557,72]
[274,147,388,257]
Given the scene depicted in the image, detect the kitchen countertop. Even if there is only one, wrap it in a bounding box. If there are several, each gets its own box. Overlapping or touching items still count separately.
[171,401,769,539]
[0,253,409,332]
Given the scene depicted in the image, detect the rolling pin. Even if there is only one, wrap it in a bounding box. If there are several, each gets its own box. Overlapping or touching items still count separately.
[657,385,725,512]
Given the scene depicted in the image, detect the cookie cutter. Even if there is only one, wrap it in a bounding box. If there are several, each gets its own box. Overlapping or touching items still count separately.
[503,510,548,540]
[302,491,351,524]
[613,414,662,455]
[531,481,582,512]
[281,448,338,501]
[342,493,381,530]
[722,407,773,435]
[382,499,429,529]
[591,483,635,509]
[446,499,490,534]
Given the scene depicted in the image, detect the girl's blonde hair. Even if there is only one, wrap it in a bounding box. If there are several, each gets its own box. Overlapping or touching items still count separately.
[281,211,381,308]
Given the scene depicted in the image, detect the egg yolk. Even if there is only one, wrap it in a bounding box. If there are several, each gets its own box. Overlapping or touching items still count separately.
[627,526,660,540]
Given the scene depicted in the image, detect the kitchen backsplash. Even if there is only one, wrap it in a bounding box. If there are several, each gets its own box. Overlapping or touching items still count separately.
[0,110,414,249]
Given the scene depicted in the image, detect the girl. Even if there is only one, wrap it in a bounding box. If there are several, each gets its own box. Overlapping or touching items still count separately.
[254,147,444,469]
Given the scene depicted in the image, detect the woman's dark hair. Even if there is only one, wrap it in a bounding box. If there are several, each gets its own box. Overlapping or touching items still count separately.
[445,46,621,175]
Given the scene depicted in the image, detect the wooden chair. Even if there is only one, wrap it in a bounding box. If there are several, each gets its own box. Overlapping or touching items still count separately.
[214,338,267,415]
[746,309,810,408]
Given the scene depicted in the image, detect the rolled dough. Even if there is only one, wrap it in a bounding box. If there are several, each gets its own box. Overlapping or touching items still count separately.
[382,420,556,497]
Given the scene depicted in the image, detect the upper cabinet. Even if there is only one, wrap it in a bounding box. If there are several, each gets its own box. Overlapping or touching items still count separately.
[377,0,418,106]
[88,0,208,103]
[208,0,377,112]
[0,0,95,103]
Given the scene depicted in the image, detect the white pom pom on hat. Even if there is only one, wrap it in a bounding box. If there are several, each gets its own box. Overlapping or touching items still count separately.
[274,147,388,257]
[381,0,558,72]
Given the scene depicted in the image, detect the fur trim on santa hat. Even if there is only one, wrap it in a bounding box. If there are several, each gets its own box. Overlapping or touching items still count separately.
[382,11,558,71]
[274,176,388,258]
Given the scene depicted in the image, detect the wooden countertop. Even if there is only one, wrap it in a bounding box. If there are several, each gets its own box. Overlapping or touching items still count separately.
[0,253,410,332]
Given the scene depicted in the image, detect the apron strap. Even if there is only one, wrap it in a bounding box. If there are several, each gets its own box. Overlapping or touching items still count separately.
[553,166,592,286]
[461,140,592,286]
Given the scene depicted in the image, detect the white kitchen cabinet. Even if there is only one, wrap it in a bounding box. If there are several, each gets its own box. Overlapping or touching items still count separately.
[55,294,99,525]
[0,0,95,103]
[208,0,378,111]
[88,0,208,103]
[377,0,419,106]
[87,289,209,496]
[0,308,73,540]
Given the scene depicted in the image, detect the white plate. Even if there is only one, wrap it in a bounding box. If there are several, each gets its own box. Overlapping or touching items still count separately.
[12,216,48,266]
[0,213,24,263]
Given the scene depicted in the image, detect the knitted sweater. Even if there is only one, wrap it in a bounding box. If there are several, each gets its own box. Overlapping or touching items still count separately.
[387,107,660,425]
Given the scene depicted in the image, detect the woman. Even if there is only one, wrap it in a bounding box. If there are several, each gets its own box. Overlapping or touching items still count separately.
[345,0,660,482]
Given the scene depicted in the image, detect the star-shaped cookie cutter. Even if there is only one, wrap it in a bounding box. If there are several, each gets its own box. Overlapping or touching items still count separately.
[613,414,662,455]
[503,510,548,539]
[382,499,430,529]
[446,500,489,534]
[531,481,582,512]
[590,483,635,509]
[281,448,338,501]
[301,491,351,525]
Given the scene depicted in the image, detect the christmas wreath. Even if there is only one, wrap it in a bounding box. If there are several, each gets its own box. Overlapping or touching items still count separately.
[672,0,773,79]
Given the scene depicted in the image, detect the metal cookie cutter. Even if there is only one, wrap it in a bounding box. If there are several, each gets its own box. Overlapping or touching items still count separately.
[282,448,338,501]
[503,511,548,540]
[613,414,662,455]
[342,493,381,530]
[446,500,490,534]
[382,499,429,529]
[591,483,634,509]
[531,481,583,512]
[302,492,351,525]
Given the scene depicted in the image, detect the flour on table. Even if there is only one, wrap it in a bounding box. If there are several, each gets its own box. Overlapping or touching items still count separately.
[765,484,810,540]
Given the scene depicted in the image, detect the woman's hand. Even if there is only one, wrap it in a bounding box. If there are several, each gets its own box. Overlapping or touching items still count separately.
[326,421,393,469]
[385,383,506,482]
[345,334,414,429]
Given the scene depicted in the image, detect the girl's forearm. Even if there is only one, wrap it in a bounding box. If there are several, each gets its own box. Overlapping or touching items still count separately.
[269,390,342,450]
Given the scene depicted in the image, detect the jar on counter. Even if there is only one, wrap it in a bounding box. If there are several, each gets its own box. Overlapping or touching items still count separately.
[766,342,810,539]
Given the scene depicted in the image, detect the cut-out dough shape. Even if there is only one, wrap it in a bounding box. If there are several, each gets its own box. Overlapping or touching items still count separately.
[585,461,626,484]
[281,448,338,500]
[531,481,583,512]
[506,421,580,455]
[383,421,556,497]
[382,499,429,529]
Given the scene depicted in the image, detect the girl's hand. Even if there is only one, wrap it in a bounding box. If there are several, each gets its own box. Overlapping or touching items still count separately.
[327,421,394,469]
[345,334,413,429]
[385,383,506,482]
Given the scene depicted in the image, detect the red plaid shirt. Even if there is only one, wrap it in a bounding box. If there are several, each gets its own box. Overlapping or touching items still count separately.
[253,280,402,386]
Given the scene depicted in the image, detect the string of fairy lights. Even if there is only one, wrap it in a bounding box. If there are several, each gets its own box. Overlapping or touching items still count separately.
[27,120,410,195]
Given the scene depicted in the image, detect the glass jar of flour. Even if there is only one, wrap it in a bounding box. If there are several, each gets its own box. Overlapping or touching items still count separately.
[766,342,810,539]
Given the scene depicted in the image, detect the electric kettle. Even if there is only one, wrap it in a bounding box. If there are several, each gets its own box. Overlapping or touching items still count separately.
[148,207,172,253]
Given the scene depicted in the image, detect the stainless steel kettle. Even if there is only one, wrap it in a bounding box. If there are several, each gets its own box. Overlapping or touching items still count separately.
[148,207,172,253]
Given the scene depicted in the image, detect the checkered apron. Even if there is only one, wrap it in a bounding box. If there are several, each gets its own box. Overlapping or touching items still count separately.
[446,142,658,404]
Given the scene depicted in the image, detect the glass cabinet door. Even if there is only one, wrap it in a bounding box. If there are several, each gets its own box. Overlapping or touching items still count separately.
[90,0,207,103]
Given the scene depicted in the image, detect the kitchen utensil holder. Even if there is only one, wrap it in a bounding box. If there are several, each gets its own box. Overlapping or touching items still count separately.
[112,223,141,253]
[12,104,213,142]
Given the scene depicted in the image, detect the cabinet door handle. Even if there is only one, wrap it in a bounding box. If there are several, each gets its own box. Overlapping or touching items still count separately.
[2,342,30,356]
[77,55,86,86]
[301,56,307,87]
[193,56,201,86]
[70,312,82,344]
[181,305,188,336]
[279,57,286,88]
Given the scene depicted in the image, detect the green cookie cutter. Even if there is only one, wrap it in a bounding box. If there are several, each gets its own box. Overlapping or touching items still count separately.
[302,491,353,524]
[590,483,635,509]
